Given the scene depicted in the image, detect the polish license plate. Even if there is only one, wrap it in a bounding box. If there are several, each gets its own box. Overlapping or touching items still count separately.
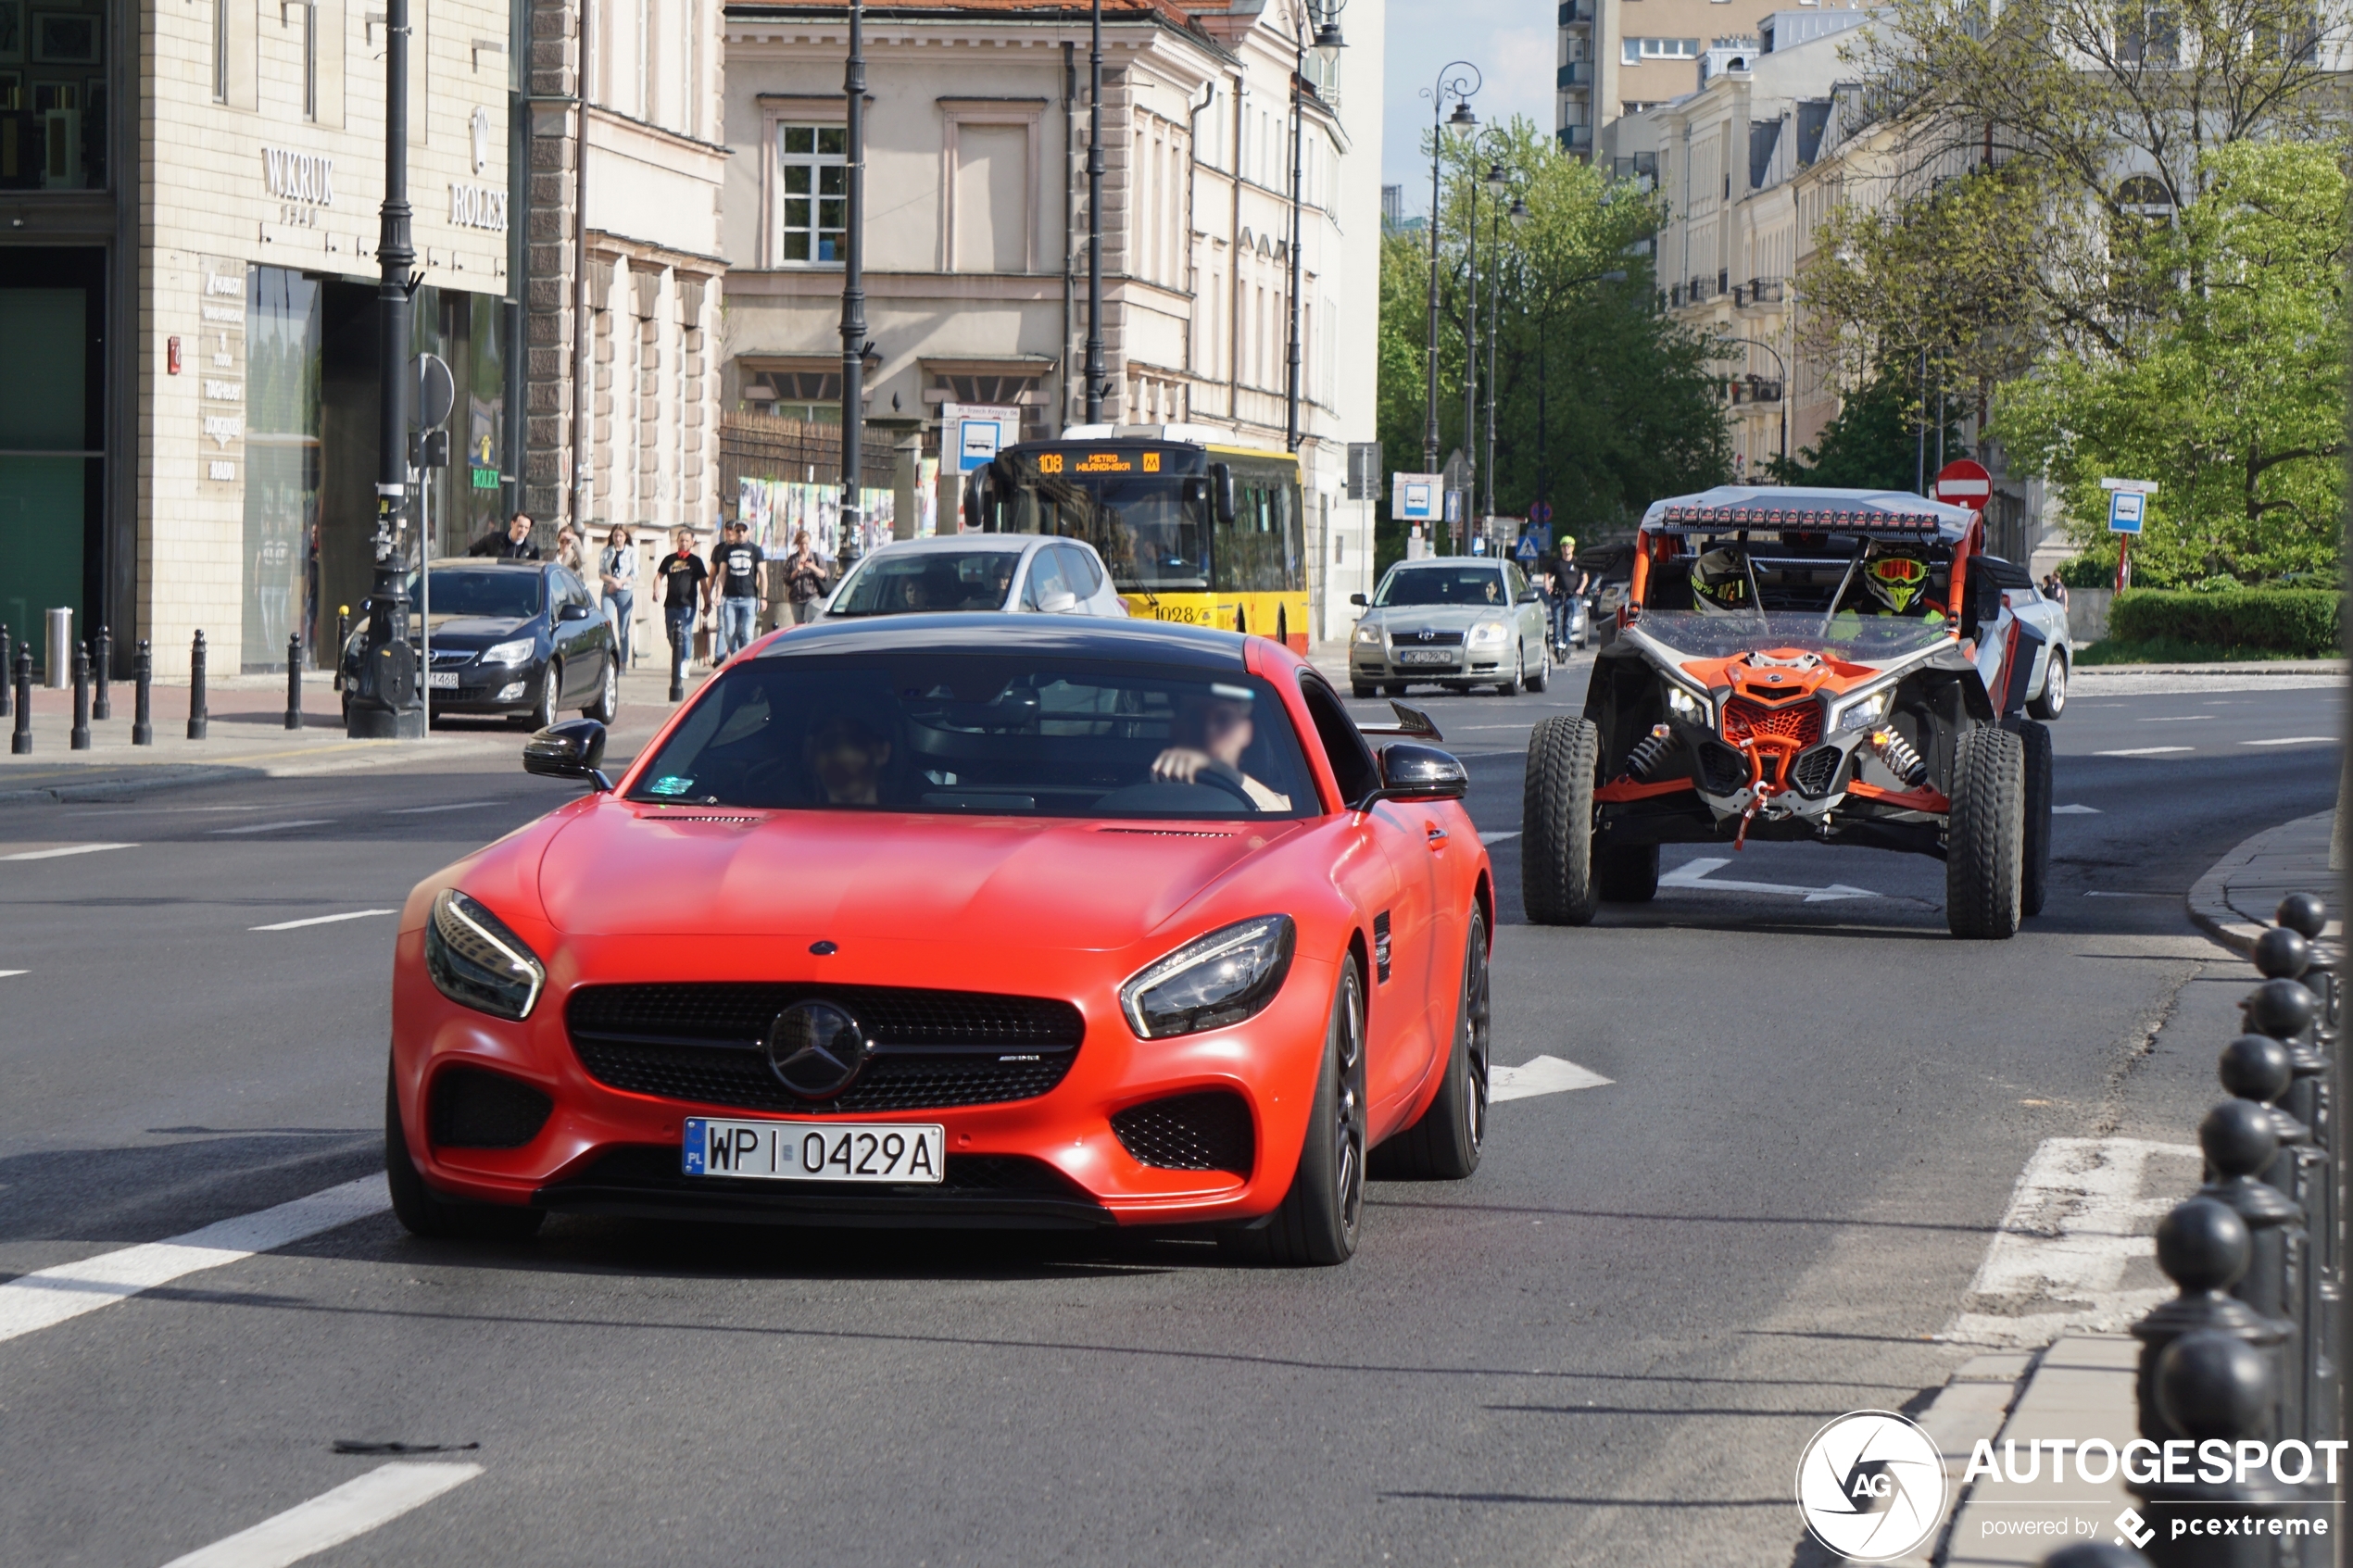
[428,671,459,689]
[1398,648,1455,665]
[682,1118,946,1184]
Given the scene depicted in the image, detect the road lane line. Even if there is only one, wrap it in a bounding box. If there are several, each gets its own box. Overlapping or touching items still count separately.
[158,1461,484,1568]
[2085,891,2167,898]
[0,842,136,861]
[2139,715,2213,721]
[1478,831,1521,844]
[2094,746,2194,757]
[1944,1137,2197,1346]
[210,820,335,835]
[385,800,498,815]
[250,909,398,932]
[0,970,24,978]
[2243,736,2334,747]
[1490,1055,1613,1102]
[0,1174,389,1345]
[1659,856,1877,902]
[2051,804,2102,814]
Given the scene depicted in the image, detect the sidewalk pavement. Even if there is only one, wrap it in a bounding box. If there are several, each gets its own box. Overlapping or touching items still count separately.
[2187,809,2341,954]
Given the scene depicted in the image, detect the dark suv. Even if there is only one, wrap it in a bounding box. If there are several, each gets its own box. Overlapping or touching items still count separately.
[339,558,618,728]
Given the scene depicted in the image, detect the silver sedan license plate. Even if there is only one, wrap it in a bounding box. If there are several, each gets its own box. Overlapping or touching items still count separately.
[683,1117,946,1184]
[1398,648,1455,665]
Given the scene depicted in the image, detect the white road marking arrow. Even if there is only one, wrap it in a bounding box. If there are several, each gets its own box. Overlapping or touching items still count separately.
[1657,856,1879,903]
[2052,803,2102,814]
[1478,830,1521,845]
[1490,1054,1613,1102]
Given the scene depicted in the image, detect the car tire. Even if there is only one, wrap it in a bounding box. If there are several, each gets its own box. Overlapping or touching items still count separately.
[532,660,561,729]
[1496,650,1524,696]
[1522,714,1600,925]
[1352,682,1376,699]
[1946,724,2026,939]
[2007,716,2054,918]
[384,1067,546,1241]
[584,655,619,723]
[1596,842,1660,903]
[1381,684,1406,698]
[1373,909,1490,1181]
[2028,649,2068,721]
[1525,645,1549,694]
[1218,956,1366,1266]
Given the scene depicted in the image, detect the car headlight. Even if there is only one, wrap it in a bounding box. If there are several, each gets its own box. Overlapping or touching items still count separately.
[424,888,547,1021]
[1353,622,1383,646]
[1120,915,1296,1040]
[1469,620,1511,646]
[1665,683,1708,724]
[482,637,535,666]
[1830,686,1894,733]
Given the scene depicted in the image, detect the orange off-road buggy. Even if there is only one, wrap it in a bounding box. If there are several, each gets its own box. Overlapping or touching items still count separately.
[1520,486,2056,939]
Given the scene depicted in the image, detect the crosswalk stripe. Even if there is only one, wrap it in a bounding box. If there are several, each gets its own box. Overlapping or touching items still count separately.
[0,842,136,861]
[159,1461,484,1568]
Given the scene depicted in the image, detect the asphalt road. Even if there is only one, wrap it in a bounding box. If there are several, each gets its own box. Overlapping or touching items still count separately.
[0,659,2339,1565]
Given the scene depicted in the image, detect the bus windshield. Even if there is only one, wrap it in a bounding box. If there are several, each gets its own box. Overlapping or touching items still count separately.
[1001,470,1209,593]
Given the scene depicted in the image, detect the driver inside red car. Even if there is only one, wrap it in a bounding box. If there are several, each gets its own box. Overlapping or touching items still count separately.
[1151,690,1291,811]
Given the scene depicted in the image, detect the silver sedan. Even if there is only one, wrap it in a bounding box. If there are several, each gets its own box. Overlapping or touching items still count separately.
[1347,559,1552,696]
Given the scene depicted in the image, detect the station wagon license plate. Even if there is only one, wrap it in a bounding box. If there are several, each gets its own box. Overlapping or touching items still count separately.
[428,671,460,689]
[1398,648,1455,665]
[682,1118,946,1184]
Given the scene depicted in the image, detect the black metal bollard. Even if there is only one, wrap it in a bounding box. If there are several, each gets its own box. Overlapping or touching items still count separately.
[9,644,29,754]
[186,630,208,741]
[2137,1331,2294,1566]
[333,606,350,691]
[91,624,110,720]
[0,624,11,720]
[2198,1099,2305,1442]
[2133,1198,2279,1441]
[131,639,152,746]
[68,642,90,750]
[284,633,303,730]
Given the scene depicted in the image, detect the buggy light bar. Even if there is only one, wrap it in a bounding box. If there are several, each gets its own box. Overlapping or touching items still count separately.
[1649,504,1944,532]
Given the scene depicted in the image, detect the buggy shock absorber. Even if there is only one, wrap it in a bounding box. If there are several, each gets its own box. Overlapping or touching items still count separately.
[1868,728,1928,786]
[1626,723,1675,782]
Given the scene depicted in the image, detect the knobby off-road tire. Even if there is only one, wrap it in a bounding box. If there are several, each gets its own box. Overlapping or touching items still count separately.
[1219,958,1367,1266]
[1595,842,1660,903]
[1374,910,1491,1181]
[1522,715,1600,925]
[2007,717,2053,918]
[385,1067,546,1241]
[1945,725,2026,939]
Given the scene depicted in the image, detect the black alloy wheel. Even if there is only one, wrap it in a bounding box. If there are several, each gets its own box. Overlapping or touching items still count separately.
[1219,956,1366,1266]
[530,659,562,730]
[1374,909,1491,1180]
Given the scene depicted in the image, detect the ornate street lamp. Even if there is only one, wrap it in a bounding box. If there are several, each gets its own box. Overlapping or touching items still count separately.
[1286,0,1345,453]
[837,0,871,572]
[1420,65,1479,482]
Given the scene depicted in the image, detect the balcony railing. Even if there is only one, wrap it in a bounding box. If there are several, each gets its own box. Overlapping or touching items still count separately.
[1556,61,1592,86]
[1557,0,1593,22]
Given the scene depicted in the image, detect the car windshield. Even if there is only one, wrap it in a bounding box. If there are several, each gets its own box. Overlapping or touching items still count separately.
[831,551,1023,616]
[408,568,544,620]
[1629,610,1957,663]
[1002,470,1208,592]
[626,657,1316,819]
[1376,567,1510,608]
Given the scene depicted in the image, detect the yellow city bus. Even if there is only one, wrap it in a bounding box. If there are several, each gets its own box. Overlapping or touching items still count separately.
[962,429,1309,653]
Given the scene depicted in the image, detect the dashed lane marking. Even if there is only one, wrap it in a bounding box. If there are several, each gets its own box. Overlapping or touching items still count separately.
[209,820,336,835]
[1490,1055,1613,1102]
[2094,746,2195,757]
[1659,856,1877,903]
[1943,1136,2197,1347]
[0,842,136,861]
[0,1175,389,1345]
[159,1461,484,1568]
[250,909,398,932]
[1478,831,1521,845]
[2242,736,2335,747]
[2051,804,2102,814]
[384,800,499,815]
[2084,891,2167,898]
[2139,715,2214,721]
[0,970,23,978]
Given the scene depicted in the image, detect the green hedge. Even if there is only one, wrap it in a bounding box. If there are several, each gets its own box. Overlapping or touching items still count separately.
[2108,589,2343,656]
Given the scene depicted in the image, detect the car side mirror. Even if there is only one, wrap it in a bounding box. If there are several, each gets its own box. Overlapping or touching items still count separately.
[1209,462,1238,524]
[557,601,591,621]
[1038,589,1080,614]
[523,718,611,790]
[1353,743,1466,810]
[1516,587,1539,604]
[1349,592,1368,607]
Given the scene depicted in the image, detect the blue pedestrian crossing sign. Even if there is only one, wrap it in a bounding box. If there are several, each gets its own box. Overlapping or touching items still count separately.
[2108,489,2145,534]
[1515,534,1540,562]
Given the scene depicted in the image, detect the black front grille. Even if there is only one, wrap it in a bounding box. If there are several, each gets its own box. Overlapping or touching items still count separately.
[1792,744,1845,798]
[1112,1092,1254,1175]
[429,1065,554,1149]
[1696,740,1749,795]
[567,1144,1088,1197]
[566,984,1085,1115]
[1394,629,1466,646]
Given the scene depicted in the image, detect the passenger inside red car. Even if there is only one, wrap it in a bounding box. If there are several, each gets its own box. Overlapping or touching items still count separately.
[1151,690,1290,811]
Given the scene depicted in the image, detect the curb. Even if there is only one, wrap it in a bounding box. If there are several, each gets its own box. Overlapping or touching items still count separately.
[2185,810,2337,957]
[0,734,521,807]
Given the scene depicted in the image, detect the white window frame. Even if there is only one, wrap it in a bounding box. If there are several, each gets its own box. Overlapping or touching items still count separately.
[757,97,852,269]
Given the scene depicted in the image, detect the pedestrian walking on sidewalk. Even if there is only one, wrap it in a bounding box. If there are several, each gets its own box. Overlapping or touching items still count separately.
[469,512,544,560]
[708,521,765,662]
[555,525,588,597]
[599,525,637,668]
[783,531,829,625]
[659,529,709,688]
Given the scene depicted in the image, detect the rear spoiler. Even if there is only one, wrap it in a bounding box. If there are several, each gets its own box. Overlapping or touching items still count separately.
[1357,701,1443,744]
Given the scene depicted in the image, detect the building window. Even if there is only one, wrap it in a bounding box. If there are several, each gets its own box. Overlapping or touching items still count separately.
[215,0,229,101]
[1621,36,1701,63]
[776,124,847,263]
[745,369,844,424]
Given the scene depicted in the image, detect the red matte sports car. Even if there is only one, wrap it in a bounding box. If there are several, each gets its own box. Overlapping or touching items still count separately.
[385,616,1494,1265]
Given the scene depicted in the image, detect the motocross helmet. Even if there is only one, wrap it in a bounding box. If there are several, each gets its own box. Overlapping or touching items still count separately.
[1690,548,1754,614]
[1863,547,1931,614]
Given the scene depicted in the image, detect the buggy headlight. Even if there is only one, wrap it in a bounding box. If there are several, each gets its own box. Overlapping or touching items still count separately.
[1120,915,1296,1039]
[1830,685,1894,734]
[1664,683,1708,724]
[1469,620,1511,646]
[425,888,547,1021]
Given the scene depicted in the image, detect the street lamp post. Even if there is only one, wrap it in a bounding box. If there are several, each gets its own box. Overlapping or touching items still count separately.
[1285,4,1345,453]
[1477,169,1514,527]
[348,0,422,739]
[1084,0,1105,424]
[837,0,870,573]
[1420,64,1479,480]
[1714,332,1790,474]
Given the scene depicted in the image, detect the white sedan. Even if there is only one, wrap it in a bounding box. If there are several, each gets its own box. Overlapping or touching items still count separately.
[816,534,1128,621]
